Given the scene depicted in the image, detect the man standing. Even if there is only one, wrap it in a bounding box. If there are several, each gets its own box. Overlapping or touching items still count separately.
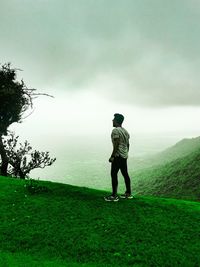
[104,113,133,202]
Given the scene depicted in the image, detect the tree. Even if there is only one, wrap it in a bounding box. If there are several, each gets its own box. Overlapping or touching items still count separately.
[0,63,53,176]
[2,132,56,179]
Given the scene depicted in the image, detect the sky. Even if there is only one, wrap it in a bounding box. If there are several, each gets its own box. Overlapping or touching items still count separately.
[1,0,200,143]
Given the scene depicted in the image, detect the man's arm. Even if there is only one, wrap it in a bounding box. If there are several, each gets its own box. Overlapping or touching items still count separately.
[109,138,120,162]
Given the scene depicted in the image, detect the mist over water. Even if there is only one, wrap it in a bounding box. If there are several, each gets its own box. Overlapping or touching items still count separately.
[30,133,188,190]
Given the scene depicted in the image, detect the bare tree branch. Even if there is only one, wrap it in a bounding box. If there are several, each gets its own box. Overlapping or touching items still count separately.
[2,132,56,179]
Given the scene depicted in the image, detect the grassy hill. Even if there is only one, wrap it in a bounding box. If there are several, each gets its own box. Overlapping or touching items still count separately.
[133,136,200,171]
[132,148,200,201]
[0,175,200,266]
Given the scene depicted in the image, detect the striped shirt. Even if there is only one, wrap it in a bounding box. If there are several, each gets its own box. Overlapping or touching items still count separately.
[111,127,130,159]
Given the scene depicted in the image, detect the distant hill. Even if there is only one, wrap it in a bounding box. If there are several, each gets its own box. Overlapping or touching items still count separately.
[0,176,200,266]
[133,136,200,171]
[132,148,200,201]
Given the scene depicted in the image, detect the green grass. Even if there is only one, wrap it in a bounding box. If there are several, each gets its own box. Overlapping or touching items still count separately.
[0,175,200,266]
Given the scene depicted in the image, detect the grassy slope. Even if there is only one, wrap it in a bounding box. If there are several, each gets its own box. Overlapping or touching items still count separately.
[0,176,200,267]
[132,148,200,201]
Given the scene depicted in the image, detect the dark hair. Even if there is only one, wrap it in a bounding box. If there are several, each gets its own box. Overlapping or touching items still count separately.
[114,113,124,125]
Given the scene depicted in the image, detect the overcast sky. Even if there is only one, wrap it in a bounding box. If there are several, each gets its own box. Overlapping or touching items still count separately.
[1,0,200,141]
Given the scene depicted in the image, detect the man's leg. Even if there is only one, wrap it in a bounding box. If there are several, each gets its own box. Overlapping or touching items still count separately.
[111,157,120,196]
[120,157,131,195]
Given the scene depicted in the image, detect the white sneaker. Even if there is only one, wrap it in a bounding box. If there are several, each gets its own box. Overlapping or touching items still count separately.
[104,195,119,202]
[120,193,133,199]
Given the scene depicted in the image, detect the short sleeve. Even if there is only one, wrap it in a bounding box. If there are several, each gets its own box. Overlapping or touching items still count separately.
[111,128,120,139]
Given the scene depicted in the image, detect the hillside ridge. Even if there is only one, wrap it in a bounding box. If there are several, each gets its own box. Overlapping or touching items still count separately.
[133,147,200,201]
[133,135,200,171]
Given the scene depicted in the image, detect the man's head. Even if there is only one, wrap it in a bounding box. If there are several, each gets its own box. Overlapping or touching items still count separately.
[113,113,124,127]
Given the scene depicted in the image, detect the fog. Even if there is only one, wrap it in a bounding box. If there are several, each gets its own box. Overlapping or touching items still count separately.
[9,91,200,189]
[1,0,200,189]
[10,131,194,191]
